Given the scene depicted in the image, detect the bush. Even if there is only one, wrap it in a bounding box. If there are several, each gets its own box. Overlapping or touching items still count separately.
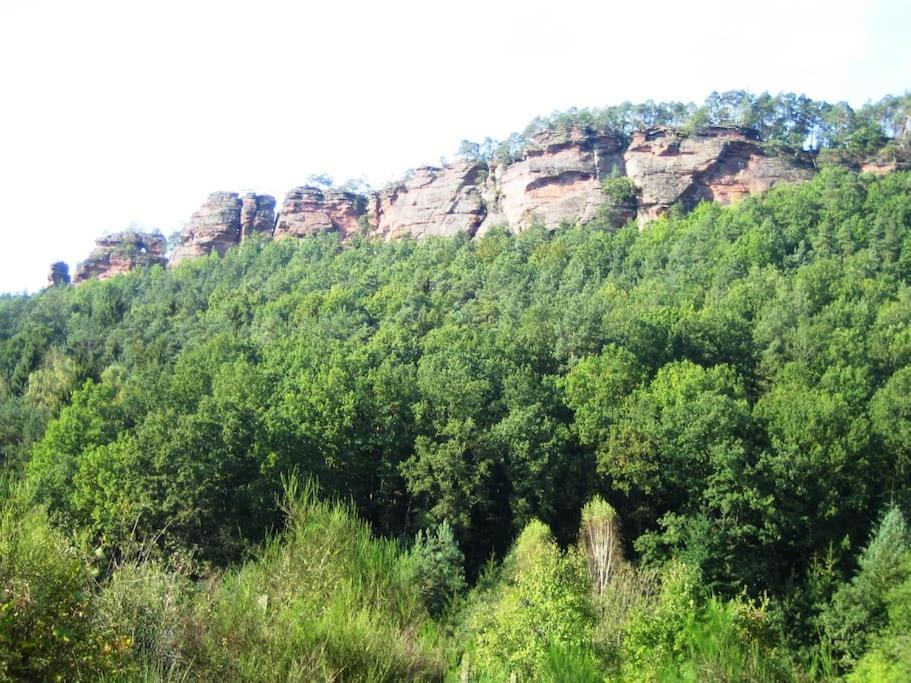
[0,486,124,681]
[622,562,789,681]
[468,520,595,679]
[185,479,445,681]
[93,559,197,679]
[409,520,466,617]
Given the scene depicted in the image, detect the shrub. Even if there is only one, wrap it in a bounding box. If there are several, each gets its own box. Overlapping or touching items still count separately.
[186,479,445,681]
[93,559,197,678]
[410,520,467,617]
[0,486,124,680]
[469,520,595,679]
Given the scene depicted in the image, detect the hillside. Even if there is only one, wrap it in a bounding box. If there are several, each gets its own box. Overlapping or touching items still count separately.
[2,164,911,680]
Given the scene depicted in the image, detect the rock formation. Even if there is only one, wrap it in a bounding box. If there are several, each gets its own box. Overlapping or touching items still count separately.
[240,193,277,240]
[170,191,276,264]
[369,161,487,240]
[274,187,366,240]
[72,125,843,281]
[623,126,815,222]
[47,261,70,287]
[74,231,167,283]
[480,128,626,233]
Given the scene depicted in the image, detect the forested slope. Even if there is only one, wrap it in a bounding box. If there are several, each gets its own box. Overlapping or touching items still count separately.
[2,168,911,680]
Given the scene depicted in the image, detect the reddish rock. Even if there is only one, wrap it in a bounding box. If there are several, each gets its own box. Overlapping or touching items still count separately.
[170,191,242,265]
[369,161,486,240]
[479,128,626,233]
[171,191,276,264]
[274,186,366,240]
[74,231,167,283]
[150,124,837,272]
[624,127,814,223]
[240,193,276,240]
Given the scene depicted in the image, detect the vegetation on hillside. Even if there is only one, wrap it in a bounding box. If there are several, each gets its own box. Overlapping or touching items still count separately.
[457,91,911,165]
[1,167,911,679]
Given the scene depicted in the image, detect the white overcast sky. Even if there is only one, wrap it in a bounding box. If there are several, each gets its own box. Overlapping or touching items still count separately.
[1,0,909,293]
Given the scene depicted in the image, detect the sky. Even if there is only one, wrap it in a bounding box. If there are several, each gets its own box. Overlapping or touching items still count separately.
[1,0,909,293]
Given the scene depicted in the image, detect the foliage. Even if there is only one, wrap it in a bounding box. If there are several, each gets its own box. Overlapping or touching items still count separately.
[0,484,125,681]
[579,496,624,600]
[621,563,788,681]
[466,520,595,679]
[847,552,911,682]
[0,167,909,679]
[456,91,911,166]
[181,479,444,681]
[820,506,910,671]
[409,520,467,617]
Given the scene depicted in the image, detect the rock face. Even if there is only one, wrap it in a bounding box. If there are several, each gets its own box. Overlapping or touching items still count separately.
[171,191,275,265]
[274,186,366,240]
[240,193,277,240]
[74,232,167,283]
[369,161,486,240]
[47,261,70,287]
[480,128,626,233]
[158,126,823,269]
[624,127,814,222]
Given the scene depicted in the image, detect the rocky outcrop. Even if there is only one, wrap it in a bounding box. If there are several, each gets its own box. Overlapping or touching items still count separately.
[480,128,626,233]
[274,186,366,240]
[240,193,277,240]
[74,232,167,283]
[624,127,814,222]
[369,161,486,240]
[47,261,70,287]
[157,126,825,270]
[171,191,275,265]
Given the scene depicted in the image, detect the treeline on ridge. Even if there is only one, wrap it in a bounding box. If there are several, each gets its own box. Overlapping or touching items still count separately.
[458,90,911,165]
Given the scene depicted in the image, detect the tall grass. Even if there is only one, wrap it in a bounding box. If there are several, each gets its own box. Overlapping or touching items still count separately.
[0,480,122,680]
[164,478,444,681]
[0,476,444,681]
[648,598,795,683]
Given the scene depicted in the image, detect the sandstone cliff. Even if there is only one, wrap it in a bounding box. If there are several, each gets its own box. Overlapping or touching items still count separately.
[480,128,627,233]
[171,191,276,265]
[73,125,829,281]
[624,127,815,222]
[241,193,277,240]
[74,231,167,283]
[369,162,487,240]
[274,186,365,240]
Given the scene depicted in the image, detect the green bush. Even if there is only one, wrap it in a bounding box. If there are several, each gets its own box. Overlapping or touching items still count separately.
[622,562,789,681]
[185,479,444,682]
[0,486,124,681]
[410,520,466,617]
[467,519,595,679]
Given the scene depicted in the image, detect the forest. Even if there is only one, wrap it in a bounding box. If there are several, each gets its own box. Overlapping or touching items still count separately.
[2,162,911,680]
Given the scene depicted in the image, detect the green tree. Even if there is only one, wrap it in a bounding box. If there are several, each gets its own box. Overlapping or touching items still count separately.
[410,520,467,616]
[821,506,911,671]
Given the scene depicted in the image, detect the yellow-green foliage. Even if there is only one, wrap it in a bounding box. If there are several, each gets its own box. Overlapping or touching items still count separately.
[620,562,788,682]
[187,479,444,682]
[621,561,702,675]
[846,552,911,682]
[0,485,125,681]
[466,519,595,679]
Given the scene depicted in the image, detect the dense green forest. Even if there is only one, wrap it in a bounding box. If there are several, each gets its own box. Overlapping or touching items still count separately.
[2,167,911,680]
